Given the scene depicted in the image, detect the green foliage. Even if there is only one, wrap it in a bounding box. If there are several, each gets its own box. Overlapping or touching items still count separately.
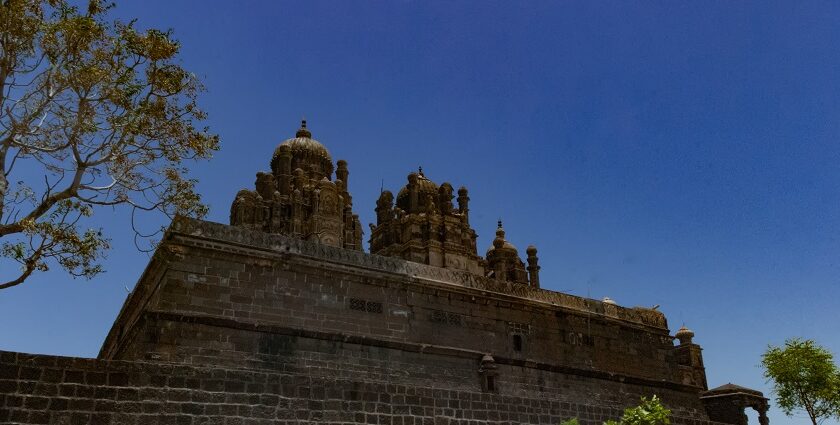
[762,338,840,425]
[561,396,671,425]
[0,0,219,289]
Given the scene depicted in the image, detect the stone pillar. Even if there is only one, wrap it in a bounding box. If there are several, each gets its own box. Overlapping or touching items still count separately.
[352,214,362,251]
[255,172,275,200]
[291,188,302,237]
[408,173,419,214]
[375,191,394,225]
[276,145,292,195]
[495,258,506,282]
[758,402,770,425]
[457,186,470,224]
[439,183,454,215]
[526,245,540,289]
[758,411,769,425]
[293,168,305,192]
[336,160,349,186]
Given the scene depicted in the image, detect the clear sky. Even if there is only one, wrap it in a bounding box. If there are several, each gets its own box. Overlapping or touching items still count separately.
[2,2,839,425]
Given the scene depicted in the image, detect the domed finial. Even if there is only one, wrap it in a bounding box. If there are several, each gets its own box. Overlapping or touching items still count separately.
[675,325,695,345]
[295,119,312,138]
[418,166,424,177]
[495,220,506,240]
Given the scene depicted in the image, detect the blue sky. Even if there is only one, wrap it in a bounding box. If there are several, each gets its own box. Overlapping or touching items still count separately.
[2,2,839,424]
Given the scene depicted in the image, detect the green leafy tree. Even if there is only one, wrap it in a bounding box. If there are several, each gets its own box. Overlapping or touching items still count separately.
[762,338,840,425]
[0,0,219,289]
[561,396,671,425]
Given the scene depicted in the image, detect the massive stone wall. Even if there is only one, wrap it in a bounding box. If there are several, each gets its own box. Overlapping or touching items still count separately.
[0,217,724,424]
[103,218,679,382]
[0,351,721,425]
[108,313,708,416]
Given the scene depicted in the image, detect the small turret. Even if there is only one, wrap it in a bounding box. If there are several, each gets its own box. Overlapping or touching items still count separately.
[457,186,470,223]
[526,245,540,289]
[674,325,707,389]
[438,183,454,214]
[407,172,420,213]
[274,145,292,195]
[376,190,394,225]
[675,325,695,345]
[485,221,528,284]
[336,159,349,186]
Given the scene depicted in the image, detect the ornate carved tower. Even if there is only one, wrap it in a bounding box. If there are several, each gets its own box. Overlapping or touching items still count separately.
[230,120,363,250]
[485,221,530,285]
[369,168,483,274]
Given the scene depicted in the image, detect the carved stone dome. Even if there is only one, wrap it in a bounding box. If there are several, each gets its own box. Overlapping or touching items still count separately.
[396,168,439,211]
[486,221,518,256]
[271,120,334,178]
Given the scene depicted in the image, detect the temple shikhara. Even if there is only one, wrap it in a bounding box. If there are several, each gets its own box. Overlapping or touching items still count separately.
[230,121,363,251]
[1,121,770,425]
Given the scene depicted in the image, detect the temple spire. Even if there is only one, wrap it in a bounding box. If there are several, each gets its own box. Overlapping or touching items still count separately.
[296,119,311,138]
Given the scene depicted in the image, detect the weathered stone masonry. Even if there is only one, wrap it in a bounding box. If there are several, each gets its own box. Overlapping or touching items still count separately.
[1,218,754,424]
[0,349,711,425]
[0,122,768,424]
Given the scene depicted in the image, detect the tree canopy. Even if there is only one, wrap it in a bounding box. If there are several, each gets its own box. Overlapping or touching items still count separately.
[0,0,219,289]
[762,338,840,425]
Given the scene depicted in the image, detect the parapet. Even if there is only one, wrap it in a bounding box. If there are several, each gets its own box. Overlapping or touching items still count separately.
[169,216,668,330]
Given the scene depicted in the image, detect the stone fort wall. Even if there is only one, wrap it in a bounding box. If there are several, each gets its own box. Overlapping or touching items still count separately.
[103,218,679,380]
[0,218,716,424]
[0,350,722,425]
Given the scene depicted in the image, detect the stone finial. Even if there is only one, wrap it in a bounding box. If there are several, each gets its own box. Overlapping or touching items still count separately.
[675,325,695,345]
[296,119,311,138]
[493,222,506,249]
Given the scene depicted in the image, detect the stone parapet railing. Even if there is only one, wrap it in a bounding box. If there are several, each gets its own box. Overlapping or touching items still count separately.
[169,216,668,330]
